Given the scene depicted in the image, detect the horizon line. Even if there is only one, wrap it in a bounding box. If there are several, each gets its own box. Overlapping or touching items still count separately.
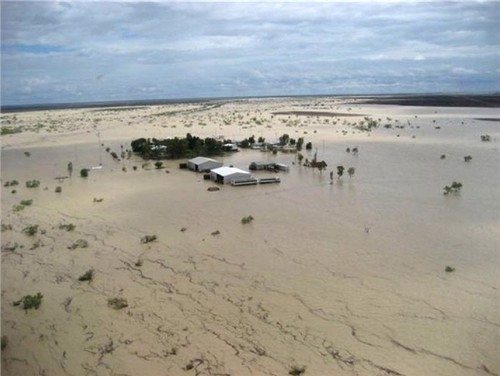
[2,91,499,113]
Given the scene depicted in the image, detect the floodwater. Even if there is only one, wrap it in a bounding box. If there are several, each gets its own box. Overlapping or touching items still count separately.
[1,101,499,376]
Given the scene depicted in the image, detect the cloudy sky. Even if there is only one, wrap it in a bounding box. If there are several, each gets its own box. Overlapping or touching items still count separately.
[1,1,499,105]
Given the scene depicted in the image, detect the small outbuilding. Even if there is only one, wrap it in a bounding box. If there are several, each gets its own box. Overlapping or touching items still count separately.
[249,161,272,171]
[210,166,251,184]
[249,162,289,171]
[223,143,239,152]
[187,157,223,172]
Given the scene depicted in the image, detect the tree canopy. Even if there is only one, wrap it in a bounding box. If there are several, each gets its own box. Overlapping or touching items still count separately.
[131,133,225,159]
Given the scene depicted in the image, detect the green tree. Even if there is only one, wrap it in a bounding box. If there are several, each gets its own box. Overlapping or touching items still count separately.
[186,133,201,150]
[165,137,188,158]
[279,134,290,146]
[204,137,222,154]
[131,138,148,153]
[296,137,304,150]
[241,215,254,224]
[13,293,43,311]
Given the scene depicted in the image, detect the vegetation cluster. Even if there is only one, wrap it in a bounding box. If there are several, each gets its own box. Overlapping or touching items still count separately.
[241,215,254,224]
[13,199,33,212]
[141,235,157,243]
[22,224,39,236]
[4,180,19,187]
[443,181,463,195]
[131,133,226,159]
[480,134,491,142]
[13,293,43,311]
[59,223,76,231]
[78,269,94,281]
[25,180,40,188]
[1,126,23,135]
[68,239,89,249]
[108,297,128,310]
[355,117,380,132]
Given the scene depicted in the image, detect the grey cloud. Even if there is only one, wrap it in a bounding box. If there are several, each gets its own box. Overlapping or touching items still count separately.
[1,1,499,105]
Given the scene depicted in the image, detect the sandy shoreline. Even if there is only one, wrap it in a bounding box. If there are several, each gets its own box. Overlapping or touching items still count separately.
[1,97,499,376]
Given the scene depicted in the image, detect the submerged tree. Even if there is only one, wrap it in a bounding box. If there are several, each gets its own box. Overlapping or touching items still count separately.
[443,181,463,195]
[13,293,43,311]
[241,215,254,224]
[347,167,356,178]
[337,166,345,179]
[296,137,304,150]
[480,135,491,142]
[279,133,290,146]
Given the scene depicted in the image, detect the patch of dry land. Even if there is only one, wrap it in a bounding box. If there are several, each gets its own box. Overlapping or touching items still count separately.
[1,96,499,376]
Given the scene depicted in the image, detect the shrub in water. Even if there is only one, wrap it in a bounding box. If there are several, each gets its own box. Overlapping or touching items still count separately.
[68,239,89,249]
[241,215,254,224]
[22,225,38,236]
[59,223,76,231]
[347,167,355,178]
[108,297,128,310]
[480,135,491,142]
[25,180,40,188]
[141,235,157,244]
[289,366,306,375]
[443,182,463,195]
[78,269,94,281]
[13,293,43,311]
[4,180,19,187]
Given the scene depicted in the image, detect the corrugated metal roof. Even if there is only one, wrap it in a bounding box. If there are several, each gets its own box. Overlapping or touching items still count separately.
[188,156,219,164]
[211,167,250,176]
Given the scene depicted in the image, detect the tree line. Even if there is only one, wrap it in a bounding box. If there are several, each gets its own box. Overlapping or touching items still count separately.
[131,133,227,159]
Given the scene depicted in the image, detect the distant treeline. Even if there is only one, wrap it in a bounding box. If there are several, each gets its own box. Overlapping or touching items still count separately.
[131,133,227,159]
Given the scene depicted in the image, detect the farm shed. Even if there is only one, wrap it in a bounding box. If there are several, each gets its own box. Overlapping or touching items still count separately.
[210,167,251,184]
[187,157,223,172]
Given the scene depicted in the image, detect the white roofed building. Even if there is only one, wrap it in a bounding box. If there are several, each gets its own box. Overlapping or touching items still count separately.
[210,167,251,184]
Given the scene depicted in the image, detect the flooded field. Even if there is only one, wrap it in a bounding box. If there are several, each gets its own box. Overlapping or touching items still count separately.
[1,97,499,376]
